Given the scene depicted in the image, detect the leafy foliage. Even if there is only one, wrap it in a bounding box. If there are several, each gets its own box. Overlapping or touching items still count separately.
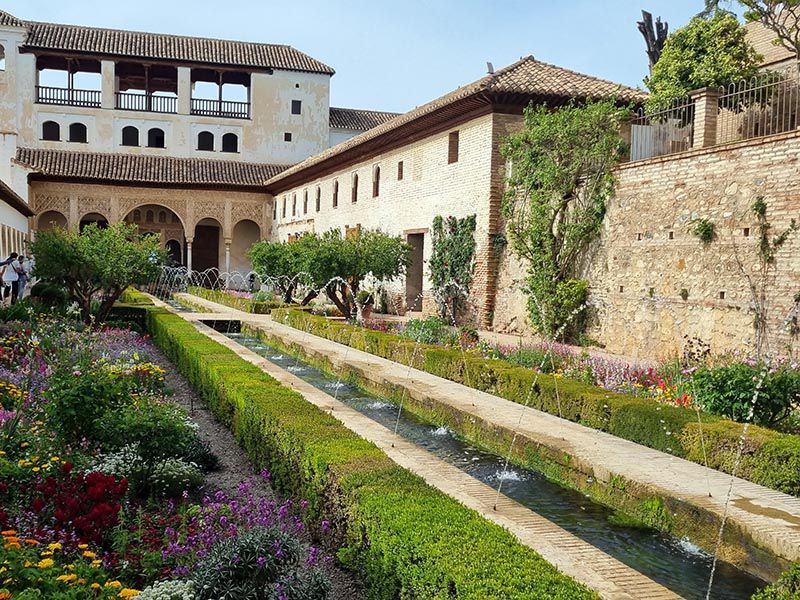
[740,0,800,57]
[248,235,320,304]
[689,218,716,243]
[501,99,627,341]
[30,223,163,324]
[429,214,477,322]
[644,12,761,112]
[402,316,454,345]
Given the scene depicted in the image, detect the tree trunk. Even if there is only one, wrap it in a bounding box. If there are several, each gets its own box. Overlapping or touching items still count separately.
[326,283,351,320]
[300,290,318,306]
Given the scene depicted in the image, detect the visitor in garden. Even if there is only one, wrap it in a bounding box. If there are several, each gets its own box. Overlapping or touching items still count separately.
[1,252,21,304]
[17,254,30,298]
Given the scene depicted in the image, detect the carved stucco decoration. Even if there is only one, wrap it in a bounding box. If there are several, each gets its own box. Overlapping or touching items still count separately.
[116,197,189,230]
[191,200,226,232]
[77,197,111,221]
[33,195,70,216]
[230,201,265,231]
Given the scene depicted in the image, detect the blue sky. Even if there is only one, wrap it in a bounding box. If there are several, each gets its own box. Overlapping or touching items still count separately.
[6,1,726,113]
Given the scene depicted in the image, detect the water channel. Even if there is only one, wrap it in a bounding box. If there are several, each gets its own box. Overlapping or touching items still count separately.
[216,326,766,600]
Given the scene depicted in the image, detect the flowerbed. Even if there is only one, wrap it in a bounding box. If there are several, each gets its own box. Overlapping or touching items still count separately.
[0,311,329,599]
[273,308,800,497]
[125,289,599,599]
[186,286,282,315]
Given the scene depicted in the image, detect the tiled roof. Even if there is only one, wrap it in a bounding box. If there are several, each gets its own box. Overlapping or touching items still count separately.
[267,56,646,190]
[329,107,400,131]
[745,21,796,68]
[16,148,288,189]
[0,179,33,217]
[20,20,334,75]
[0,10,25,28]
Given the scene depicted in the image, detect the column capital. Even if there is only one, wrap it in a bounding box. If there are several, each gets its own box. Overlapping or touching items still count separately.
[185,237,194,244]
[224,238,232,246]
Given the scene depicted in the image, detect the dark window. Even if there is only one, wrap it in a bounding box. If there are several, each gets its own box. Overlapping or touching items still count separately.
[719,291,726,300]
[122,126,139,146]
[351,173,358,203]
[42,121,60,141]
[273,201,277,220]
[333,180,338,208]
[197,131,214,151]
[303,190,308,214]
[133,209,141,222]
[147,128,165,148]
[372,166,380,197]
[145,210,154,223]
[284,132,292,142]
[222,133,239,153]
[68,123,87,143]
[743,227,750,237]
[315,187,321,212]
[292,194,296,217]
[158,211,167,223]
[397,160,404,180]
[668,231,674,240]
[282,197,286,218]
[291,100,302,115]
[448,131,459,164]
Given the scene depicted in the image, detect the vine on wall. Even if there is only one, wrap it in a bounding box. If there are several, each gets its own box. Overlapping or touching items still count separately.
[429,214,477,323]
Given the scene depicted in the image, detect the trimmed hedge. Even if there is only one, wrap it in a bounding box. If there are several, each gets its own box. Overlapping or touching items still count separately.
[126,289,596,599]
[187,286,283,314]
[271,308,800,497]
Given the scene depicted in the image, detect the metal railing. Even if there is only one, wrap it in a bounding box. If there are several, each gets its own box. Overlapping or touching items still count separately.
[717,68,800,145]
[190,97,250,119]
[629,98,695,161]
[36,86,101,108]
[115,92,177,114]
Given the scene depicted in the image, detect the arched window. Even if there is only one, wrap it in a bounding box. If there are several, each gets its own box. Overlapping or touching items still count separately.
[158,210,167,223]
[333,180,339,208]
[68,123,87,143]
[315,187,321,212]
[147,128,165,148]
[303,190,308,214]
[122,126,139,147]
[145,210,154,223]
[282,196,286,218]
[372,165,380,197]
[42,121,60,141]
[292,194,296,217]
[171,213,179,223]
[221,133,239,153]
[0,45,5,71]
[351,173,359,203]
[197,131,214,151]
[133,209,141,222]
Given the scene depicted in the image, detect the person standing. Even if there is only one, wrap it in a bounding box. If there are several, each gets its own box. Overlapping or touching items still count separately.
[1,253,21,305]
[16,255,29,300]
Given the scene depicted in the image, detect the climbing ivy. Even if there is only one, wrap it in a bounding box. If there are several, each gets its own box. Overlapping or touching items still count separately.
[501,99,628,341]
[428,214,477,323]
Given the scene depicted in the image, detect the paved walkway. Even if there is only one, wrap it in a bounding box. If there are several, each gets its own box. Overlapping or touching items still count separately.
[175,294,800,573]
[157,296,680,599]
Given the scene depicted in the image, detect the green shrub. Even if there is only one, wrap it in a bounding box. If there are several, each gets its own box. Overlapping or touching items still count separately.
[272,308,800,496]
[752,563,800,599]
[29,282,68,307]
[402,316,454,345]
[187,286,282,314]
[144,306,596,599]
[693,362,800,427]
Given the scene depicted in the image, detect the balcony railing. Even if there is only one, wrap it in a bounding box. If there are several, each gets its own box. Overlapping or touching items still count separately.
[191,98,250,119]
[115,92,177,114]
[36,86,101,108]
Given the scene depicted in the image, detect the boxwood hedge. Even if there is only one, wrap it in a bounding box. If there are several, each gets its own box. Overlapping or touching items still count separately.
[271,308,800,497]
[127,289,596,599]
[187,286,282,314]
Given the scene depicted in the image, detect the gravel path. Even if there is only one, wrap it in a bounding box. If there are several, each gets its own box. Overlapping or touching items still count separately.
[148,343,366,600]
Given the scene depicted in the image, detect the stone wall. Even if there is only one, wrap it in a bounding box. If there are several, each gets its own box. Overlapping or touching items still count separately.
[493,130,800,360]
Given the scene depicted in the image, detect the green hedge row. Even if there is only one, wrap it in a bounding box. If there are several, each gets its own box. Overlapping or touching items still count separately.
[126,289,596,599]
[187,286,283,314]
[271,308,800,497]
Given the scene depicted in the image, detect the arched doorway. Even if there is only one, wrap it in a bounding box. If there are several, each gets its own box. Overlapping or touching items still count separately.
[193,217,221,272]
[123,204,185,265]
[79,212,109,231]
[38,210,68,231]
[231,219,261,273]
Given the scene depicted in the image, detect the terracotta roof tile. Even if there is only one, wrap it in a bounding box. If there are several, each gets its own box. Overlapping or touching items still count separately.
[0,10,25,28]
[745,21,796,67]
[329,107,400,130]
[16,148,288,188]
[21,20,334,74]
[267,56,646,190]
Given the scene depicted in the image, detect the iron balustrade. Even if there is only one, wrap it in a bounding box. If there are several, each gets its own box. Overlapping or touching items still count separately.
[190,97,251,119]
[36,86,101,108]
[629,99,696,162]
[115,92,178,114]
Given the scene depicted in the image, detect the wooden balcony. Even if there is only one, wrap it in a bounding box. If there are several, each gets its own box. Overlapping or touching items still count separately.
[116,92,177,114]
[190,98,250,119]
[36,86,101,108]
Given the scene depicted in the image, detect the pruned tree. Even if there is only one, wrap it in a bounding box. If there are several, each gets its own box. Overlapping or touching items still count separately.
[429,214,477,323]
[248,235,320,304]
[739,0,800,58]
[30,222,163,324]
[638,10,669,71]
[501,99,628,341]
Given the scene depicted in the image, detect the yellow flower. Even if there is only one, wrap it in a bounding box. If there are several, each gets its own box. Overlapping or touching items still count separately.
[47,542,62,551]
[91,560,102,568]
[105,581,122,588]
[50,456,60,462]
[91,583,101,589]
[32,467,40,472]
[118,589,140,598]
[82,550,96,559]
[36,558,54,569]
[77,544,88,550]
[0,451,5,456]
[56,574,77,583]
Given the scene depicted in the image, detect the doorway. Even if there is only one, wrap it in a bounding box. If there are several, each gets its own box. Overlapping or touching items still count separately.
[193,224,220,271]
[406,232,424,311]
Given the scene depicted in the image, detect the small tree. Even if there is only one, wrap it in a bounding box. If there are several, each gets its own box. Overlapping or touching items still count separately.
[30,223,163,324]
[645,12,761,112]
[248,235,320,304]
[740,0,800,58]
[306,229,411,320]
[429,214,477,323]
[501,99,627,341]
